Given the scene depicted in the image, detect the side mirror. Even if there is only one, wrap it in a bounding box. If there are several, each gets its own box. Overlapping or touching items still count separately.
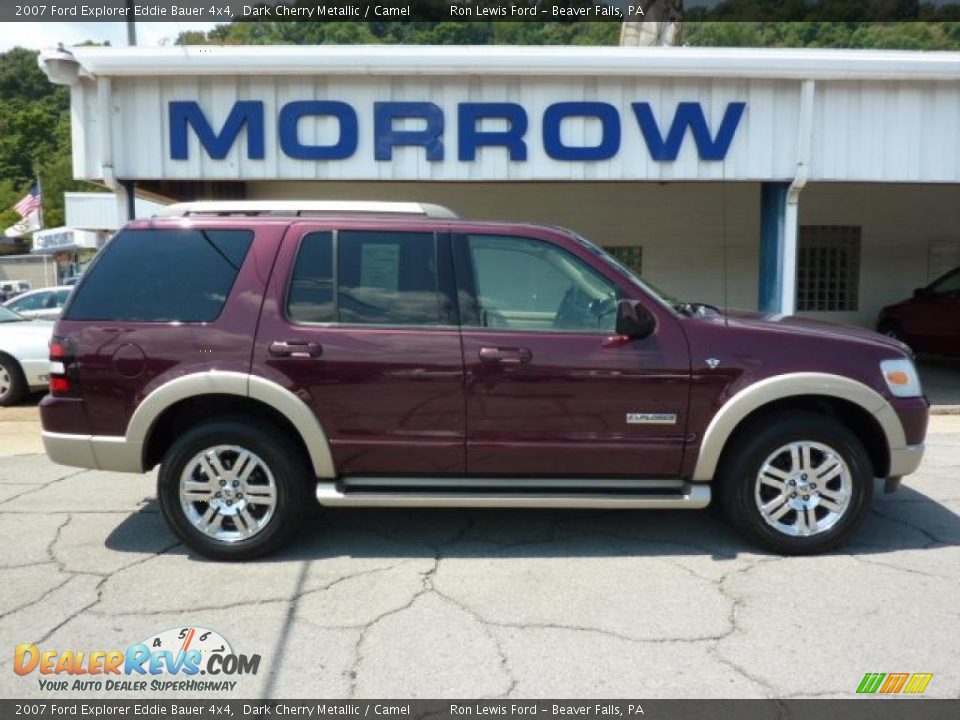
[913,287,932,300]
[615,300,656,339]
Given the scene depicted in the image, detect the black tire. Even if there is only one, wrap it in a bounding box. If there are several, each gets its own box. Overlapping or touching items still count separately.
[158,418,313,561]
[0,354,29,407]
[719,411,874,555]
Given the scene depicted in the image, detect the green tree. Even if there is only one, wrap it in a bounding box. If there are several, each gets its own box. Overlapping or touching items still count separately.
[179,18,960,50]
[0,47,87,234]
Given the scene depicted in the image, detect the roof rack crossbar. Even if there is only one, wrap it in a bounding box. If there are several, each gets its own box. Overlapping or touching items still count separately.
[154,201,459,219]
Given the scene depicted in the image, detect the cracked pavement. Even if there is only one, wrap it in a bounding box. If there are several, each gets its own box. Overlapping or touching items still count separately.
[1,410,958,699]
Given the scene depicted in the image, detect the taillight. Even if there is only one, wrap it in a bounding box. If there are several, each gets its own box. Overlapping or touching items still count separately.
[50,377,70,393]
[49,336,77,397]
[50,340,67,359]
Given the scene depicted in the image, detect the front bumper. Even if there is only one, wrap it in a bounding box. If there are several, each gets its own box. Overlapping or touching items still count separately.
[888,442,925,479]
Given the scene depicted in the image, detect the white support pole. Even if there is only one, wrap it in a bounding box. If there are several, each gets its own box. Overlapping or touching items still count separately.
[781,79,816,316]
[781,199,799,315]
[96,76,131,227]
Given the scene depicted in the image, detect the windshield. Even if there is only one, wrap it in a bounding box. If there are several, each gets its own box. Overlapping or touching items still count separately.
[0,305,25,323]
[568,232,681,313]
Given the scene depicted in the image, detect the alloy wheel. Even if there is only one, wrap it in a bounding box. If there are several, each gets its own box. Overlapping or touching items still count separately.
[179,445,278,543]
[753,440,852,537]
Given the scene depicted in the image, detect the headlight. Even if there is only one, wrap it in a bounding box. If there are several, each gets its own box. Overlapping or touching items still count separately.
[880,358,923,398]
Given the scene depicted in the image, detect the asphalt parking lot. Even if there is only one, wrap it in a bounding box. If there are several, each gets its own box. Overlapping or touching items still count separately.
[0,404,957,699]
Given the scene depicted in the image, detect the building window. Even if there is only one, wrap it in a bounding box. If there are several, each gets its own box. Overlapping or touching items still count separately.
[604,246,643,276]
[797,226,861,312]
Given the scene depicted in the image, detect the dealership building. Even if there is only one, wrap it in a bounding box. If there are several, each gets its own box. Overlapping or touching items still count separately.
[40,44,960,327]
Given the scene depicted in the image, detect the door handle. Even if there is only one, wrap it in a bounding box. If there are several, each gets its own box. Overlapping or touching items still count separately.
[479,346,532,365]
[269,340,323,358]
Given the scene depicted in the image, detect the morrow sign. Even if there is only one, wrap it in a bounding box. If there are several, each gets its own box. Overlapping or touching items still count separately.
[169,100,747,163]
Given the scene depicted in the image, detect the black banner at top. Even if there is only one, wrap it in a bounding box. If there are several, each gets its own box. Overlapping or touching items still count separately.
[2,699,960,719]
[4,0,960,23]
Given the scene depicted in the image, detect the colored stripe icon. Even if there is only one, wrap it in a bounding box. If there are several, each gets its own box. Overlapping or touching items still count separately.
[857,672,933,694]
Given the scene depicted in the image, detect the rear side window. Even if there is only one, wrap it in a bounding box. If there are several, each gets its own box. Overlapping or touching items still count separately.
[287,230,442,326]
[66,229,253,322]
[287,232,334,323]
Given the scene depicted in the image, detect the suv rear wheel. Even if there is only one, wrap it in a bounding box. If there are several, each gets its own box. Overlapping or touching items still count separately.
[158,419,312,560]
[719,412,874,555]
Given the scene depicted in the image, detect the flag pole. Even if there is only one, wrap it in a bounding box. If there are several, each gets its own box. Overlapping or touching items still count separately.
[34,168,44,231]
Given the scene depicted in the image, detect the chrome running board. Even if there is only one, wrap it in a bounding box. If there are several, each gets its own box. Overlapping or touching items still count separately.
[316,479,710,509]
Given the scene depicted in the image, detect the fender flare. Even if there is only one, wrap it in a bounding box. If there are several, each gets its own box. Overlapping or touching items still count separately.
[691,372,904,482]
[127,371,336,478]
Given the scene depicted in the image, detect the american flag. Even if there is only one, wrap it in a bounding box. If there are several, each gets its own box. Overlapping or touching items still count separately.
[14,183,41,218]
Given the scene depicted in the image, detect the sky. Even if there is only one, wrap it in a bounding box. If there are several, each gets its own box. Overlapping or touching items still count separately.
[0,22,220,52]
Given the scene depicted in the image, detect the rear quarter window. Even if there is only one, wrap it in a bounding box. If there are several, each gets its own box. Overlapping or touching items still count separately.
[65,229,253,322]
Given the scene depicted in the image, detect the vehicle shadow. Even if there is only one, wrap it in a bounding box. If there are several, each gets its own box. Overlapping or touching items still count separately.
[105,480,958,562]
[1,391,45,408]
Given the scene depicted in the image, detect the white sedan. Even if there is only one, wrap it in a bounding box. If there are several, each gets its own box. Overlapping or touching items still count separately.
[0,305,53,405]
[3,286,72,320]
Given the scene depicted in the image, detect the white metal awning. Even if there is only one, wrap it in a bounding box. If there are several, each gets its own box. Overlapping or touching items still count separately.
[41,45,960,82]
[36,44,960,185]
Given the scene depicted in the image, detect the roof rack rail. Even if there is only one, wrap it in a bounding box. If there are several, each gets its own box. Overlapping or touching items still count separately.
[154,200,459,219]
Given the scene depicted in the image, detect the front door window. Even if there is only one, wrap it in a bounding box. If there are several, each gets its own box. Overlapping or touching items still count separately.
[466,234,618,333]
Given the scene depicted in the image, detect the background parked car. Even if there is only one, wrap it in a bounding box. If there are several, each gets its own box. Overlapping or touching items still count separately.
[0,280,32,301]
[878,265,960,355]
[3,286,72,320]
[0,305,53,405]
[63,274,83,287]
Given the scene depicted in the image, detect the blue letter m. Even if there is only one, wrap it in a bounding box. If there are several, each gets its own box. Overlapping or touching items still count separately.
[170,101,265,160]
[632,102,745,162]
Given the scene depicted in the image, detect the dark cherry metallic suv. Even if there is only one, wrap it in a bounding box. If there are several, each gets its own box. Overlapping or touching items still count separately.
[40,201,929,560]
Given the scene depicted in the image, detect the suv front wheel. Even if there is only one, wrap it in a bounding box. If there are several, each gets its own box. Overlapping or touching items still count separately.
[719,412,874,555]
[158,419,312,560]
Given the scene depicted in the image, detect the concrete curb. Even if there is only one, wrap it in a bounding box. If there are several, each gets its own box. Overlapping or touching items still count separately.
[930,405,960,416]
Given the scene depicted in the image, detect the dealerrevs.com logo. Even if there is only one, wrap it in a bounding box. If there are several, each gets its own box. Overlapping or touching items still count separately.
[14,626,261,693]
[857,672,933,695]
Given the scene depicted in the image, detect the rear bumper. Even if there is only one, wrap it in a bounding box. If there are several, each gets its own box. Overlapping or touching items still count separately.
[42,431,143,473]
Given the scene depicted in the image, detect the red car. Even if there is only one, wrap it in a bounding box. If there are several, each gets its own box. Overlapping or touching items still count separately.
[878,266,960,355]
[40,201,928,560]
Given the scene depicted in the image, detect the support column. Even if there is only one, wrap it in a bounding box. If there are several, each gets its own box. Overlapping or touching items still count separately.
[758,182,789,313]
[120,180,136,222]
[761,79,813,315]
[113,182,132,227]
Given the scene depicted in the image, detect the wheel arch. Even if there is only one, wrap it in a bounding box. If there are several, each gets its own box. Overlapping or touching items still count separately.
[692,373,903,482]
[0,350,24,375]
[0,350,28,403]
[130,372,335,478]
